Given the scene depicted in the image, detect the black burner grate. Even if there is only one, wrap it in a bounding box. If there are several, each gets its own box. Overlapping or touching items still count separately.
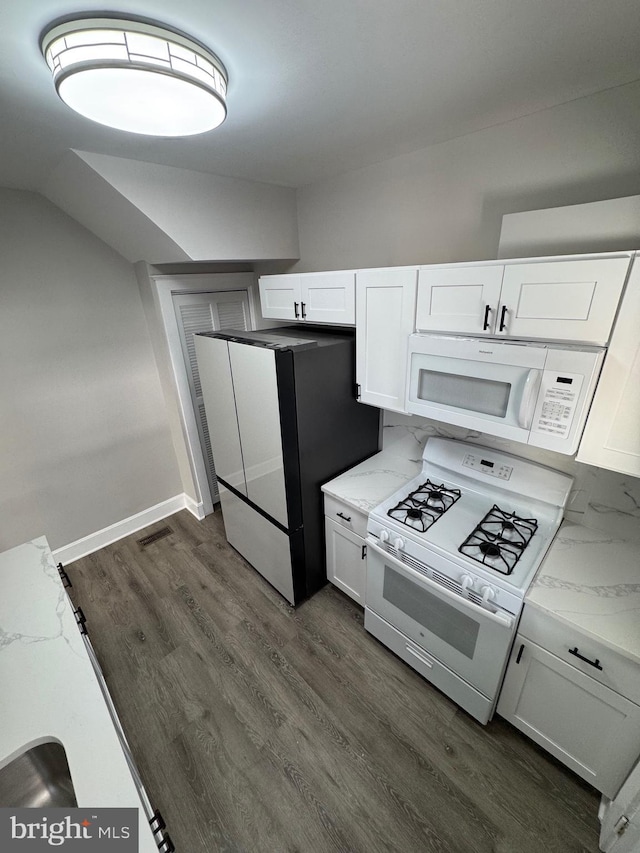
[458,505,538,575]
[387,480,461,533]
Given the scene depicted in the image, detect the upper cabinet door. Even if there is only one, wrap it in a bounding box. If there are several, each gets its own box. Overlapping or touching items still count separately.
[416,265,504,335]
[299,271,355,325]
[355,267,417,413]
[259,274,301,321]
[258,271,356,324]
[498,258,631,344]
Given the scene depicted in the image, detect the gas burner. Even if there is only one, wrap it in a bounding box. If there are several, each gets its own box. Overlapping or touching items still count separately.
[458,505,538,575]
[411,480,461,513]
[387,480,461,532]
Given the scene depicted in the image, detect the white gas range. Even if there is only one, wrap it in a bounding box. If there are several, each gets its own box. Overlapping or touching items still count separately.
[365,437,573,724]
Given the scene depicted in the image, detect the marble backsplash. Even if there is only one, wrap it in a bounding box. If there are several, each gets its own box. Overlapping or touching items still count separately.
[382,412,640,543]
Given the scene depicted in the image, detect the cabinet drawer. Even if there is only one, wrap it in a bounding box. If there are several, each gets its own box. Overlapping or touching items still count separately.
[518,605,640,705]
[323,495,368,538]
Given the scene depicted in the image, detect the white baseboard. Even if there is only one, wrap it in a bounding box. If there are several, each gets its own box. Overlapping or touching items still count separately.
[184,494,206,520]
[52,493,204,565]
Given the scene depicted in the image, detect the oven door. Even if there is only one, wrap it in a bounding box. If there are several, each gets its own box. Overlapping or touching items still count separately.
[365,538,516,699]
[406,335,545,441]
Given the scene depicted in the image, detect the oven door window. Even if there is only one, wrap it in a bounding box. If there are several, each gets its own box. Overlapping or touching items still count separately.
[417,369,510,418]
[383,565,479,658]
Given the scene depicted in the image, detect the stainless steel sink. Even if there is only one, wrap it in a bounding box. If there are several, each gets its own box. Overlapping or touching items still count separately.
[0,742,78,807]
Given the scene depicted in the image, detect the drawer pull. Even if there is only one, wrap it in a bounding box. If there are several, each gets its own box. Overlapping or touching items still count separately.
[337,511,352,522]
[569,647,603,671]
[516,643,524,664]
[405,644,434,669]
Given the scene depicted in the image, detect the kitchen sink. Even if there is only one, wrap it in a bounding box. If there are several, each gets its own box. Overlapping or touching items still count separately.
[0,742,78,807]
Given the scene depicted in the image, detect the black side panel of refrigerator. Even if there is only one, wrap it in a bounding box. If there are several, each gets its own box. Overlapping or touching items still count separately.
[292,335,381,598]
[274,349,303,534]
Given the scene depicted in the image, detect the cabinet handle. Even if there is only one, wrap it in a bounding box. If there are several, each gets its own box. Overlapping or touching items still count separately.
[483,304,491,331]
[499,305,508,332]
[294,301,299,318]
[568,647,603,670]
[361,544,367,560]
[516,643,524,664]
[57,562,72,588]
[337,511,352,522]
[301,301,306,319]
[74,607,88,636]
[355,383,361,400]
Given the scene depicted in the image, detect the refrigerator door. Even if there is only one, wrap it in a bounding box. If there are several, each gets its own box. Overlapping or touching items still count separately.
[194,335,247,495]
[228,341,288,528]
[218,485,295,604]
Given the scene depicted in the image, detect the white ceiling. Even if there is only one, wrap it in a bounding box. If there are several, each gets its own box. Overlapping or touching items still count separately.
[3,0,640,192]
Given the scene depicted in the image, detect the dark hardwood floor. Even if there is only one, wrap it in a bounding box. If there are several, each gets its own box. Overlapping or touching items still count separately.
[67,509,601,853]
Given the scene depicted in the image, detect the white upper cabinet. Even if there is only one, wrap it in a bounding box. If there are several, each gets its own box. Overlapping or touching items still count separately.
[416,265,504,335]
[499,258,630,343]
[577,258,640,476]
[355,267,417,412]
[259,274,299,321]
[259,271,355,325]
[416,255,632,345]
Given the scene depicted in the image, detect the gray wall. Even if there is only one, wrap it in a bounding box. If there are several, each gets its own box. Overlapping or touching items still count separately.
[294,80,640,271]
[0,189,181,552]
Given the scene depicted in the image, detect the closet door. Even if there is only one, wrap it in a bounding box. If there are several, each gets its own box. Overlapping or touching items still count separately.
[173,290,250,502]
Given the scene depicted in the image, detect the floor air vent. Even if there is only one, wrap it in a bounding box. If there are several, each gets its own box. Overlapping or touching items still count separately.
[138,526,173,547]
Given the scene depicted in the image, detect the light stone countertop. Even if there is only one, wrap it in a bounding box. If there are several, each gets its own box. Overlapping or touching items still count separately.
[321,445,422,513]
[526,521,640,665]
[0,537,157,851]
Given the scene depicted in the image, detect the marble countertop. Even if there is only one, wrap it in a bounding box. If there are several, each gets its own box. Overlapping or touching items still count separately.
[322,445,422,513]
[0,537,157,851]
[526,521,640,665]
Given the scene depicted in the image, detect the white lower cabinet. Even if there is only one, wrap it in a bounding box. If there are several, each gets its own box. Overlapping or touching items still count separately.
[324,496,368,604]
[498,633,640,798]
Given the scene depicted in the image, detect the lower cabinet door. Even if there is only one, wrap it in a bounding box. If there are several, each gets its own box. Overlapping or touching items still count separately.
[497,637,640,798]
[325,518,366,604]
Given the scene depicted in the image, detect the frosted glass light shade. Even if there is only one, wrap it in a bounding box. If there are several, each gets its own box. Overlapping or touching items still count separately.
[41,18,227,136]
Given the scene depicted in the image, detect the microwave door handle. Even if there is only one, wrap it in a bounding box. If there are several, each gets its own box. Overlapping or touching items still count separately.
[517,368,541,430]
[367,538,514,629]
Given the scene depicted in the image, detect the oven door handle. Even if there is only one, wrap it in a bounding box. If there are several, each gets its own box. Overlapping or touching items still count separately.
[367,538,515,629]
[517,368,541,430]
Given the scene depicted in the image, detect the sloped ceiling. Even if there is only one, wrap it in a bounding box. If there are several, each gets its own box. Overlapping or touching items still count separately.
[44,150,299,263]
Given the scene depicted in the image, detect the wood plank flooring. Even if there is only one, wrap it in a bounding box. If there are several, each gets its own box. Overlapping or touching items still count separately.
[67,509,602,852]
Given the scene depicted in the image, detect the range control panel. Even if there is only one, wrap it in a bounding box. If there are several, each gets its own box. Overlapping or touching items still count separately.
[462,453,513,481]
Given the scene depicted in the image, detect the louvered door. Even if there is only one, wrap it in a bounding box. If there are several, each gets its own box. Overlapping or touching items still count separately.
[173,290,250,502]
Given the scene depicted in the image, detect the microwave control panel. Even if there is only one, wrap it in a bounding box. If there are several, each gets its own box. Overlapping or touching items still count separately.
[533,372,584,436]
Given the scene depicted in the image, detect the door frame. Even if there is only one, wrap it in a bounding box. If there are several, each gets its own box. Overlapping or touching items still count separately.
[151,273,260,516]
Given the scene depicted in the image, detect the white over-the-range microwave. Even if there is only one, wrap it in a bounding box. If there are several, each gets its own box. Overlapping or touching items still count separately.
[406,334,605,455]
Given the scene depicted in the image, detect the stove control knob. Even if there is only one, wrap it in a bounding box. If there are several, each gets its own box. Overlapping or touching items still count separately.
[460,574,474,591]
[480,585,496,603]
[394,537,405,551]
[379,529,390,543]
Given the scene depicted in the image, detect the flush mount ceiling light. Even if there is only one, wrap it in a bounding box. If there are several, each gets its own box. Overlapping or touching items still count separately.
[41,17,228,136]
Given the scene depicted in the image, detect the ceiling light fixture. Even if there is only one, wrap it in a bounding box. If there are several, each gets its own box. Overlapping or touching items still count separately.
[40,17,228,136]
